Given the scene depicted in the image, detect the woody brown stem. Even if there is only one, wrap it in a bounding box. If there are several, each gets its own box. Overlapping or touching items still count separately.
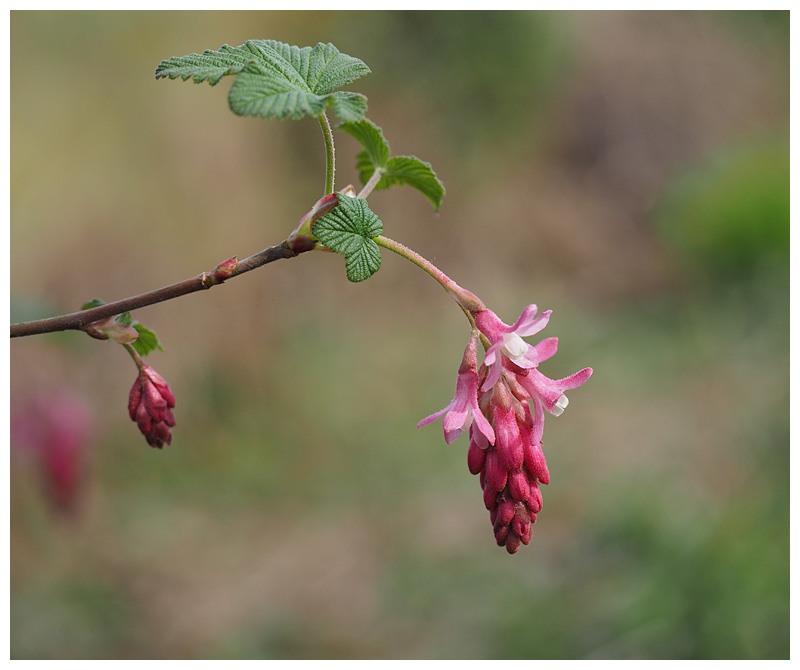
[10,241,303,338]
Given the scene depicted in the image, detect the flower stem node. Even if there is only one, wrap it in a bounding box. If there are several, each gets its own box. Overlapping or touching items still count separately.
[286,192,341,252]
[205,256,239,286]
[128,363,176,449]
[85,316,139,344]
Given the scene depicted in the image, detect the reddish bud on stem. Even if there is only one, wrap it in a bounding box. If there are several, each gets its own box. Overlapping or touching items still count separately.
[128,364,176,449]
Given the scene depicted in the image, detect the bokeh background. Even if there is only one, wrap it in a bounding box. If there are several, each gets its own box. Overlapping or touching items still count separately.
[9,11,789,660]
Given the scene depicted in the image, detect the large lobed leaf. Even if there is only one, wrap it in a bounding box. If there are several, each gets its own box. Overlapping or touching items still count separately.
[156,40,370,122]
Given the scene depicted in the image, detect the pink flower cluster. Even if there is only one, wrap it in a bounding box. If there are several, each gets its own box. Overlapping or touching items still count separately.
[419,304,592,554]
[11,392,92,513]
[129,364,176,448]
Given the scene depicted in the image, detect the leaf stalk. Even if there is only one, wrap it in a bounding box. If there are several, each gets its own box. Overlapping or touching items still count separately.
[357,168,384,200]
[318,113,336,195]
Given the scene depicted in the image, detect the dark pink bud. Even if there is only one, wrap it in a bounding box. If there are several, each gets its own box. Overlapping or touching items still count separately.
[128,378,142,420]
[523,440,550,484]
[528,482,543,514]
[493,404,523,471]
[496,498,516,526]
[494,522,510,543]
[206,256,238,286]
[144,367,176,407]
[129,364,176,449]
[485,451,507,492]
[483,485,498,511]
[504,532,521,554]
[467,439,486,475]
[508,469,530,503]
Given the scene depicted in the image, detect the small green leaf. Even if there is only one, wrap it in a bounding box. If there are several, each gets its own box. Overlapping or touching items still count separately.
[131,324,164,357]
[313,195,383,283]
[340,120,445,210]
[377,156,446,211]
[339,119,390,171]
[81,298,106,310]
[115,312,133,326]
[158,40,370,122]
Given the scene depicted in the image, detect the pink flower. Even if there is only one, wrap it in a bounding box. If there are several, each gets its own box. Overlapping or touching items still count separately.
[516,365,593,417]
[11,392,93,513]
[129,364,176,449]
[420,301,592,553]
[474,304,552,392]
[417,331,495,445]
[466,383,547,554]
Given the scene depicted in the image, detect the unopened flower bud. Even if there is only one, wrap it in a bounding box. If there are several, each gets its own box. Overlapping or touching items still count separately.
[287,192,340,252]
[128,364,176,449]
[206,256,238,286]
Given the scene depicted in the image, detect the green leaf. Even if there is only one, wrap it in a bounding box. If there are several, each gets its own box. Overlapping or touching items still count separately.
[328,92,369,123]
[312,195,383,283]
[131,324,164,357]
[339,119,390,171]
[155,42,269,86]
[376,156,446,211]
[158,40,370,122]
[229,62,328,120]
[340,120,445,210]
[115,312,133,326]
[81,298,105,310]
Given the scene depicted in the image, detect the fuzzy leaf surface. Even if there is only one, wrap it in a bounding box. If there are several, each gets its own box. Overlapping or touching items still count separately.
[341,120,445,210]
[313,195,383,283]
[374,156,446,211]
[339,119,391,171]
[157,40,370,122]
[329,92,369,123]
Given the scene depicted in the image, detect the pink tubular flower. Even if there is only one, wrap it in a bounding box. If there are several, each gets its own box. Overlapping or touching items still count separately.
[474,304,552,392]
[417,331,495,445]
[516,365,593,417]
[420,301,592,554]
[128,364,176,449]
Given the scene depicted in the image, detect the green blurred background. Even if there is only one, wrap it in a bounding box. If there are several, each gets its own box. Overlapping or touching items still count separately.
[9,11,789,660]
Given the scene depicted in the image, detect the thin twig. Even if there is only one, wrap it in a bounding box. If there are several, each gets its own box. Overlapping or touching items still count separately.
[10,241,303,338]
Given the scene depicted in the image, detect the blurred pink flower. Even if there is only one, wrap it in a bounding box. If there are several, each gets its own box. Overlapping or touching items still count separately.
[129,364,176,449]
[11,392,93,512]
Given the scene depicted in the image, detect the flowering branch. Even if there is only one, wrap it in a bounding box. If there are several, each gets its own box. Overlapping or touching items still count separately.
[10,38,594,554]
[10,242,301,338]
